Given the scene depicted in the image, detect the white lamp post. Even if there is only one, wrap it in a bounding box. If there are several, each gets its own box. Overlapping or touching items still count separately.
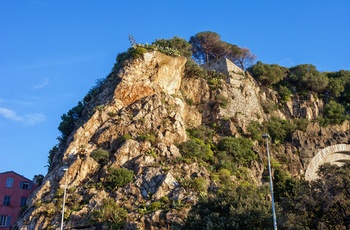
[61,167,68,230]
[262,134,277,230]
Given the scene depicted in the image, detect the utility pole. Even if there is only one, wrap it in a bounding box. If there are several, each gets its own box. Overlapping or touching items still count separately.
[61,167,68,230]
[262,134,277,230]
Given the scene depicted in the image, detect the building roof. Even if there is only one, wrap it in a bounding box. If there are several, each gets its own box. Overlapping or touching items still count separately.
[0,171,32,182]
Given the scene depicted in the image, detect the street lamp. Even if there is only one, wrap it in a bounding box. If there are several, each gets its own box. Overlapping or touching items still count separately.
[262,134,277,230]
[61,167,68,230]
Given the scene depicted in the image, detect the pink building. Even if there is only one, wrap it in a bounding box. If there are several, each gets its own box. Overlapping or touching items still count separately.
[0,171,37,229]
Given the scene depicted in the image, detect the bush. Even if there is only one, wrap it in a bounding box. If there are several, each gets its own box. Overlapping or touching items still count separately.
[218,168,231,184]
[207,77,222,90]
[105,167,134,191]
[187,125,214,144]
[152,36,191,57]
[261,100,278,114]
[92,197,127,229]
[192,178,208,193]
[327,77,345,98]
[216,93,229,108]
[137,133,157,144]
[247,120,263,141]
[276,85,292,103]
[184,59,206,78]
[323,100,349,125]
[293,118,309,132]
[184,184,273,229]
[47,145,58,171]
[178,138,213,162]
[215,151,238,174]
[264,117,296,143]
[250,61,287,86]
[217,137,256,166]
[58,101,84,141]
[288,64,328,94]
[91,148,110,165]
[113,44,156,71]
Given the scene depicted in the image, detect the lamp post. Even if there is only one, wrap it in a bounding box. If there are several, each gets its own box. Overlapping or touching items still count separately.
[61,167,68,230]
[262,134,277,230]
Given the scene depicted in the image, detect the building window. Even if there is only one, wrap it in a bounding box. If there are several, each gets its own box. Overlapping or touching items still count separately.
[0,215,10,227]
[3,196,11,206]
[5,177,14,188]
[20,197,27,207]
[20,181,30,190]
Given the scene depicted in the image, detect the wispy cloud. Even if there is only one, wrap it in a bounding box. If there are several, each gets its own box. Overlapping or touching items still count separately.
[33,78,49,89]
[16,55,96,71]
[281,58,295,67]
[23,113,46,125]
[0,107,45,125]
[0,108,23,122]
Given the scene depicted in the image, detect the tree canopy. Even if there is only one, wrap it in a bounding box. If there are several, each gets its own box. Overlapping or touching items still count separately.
[189,31,256,70]
[280,162,350,229]
[288,64,329,93]
[250,61,288,86]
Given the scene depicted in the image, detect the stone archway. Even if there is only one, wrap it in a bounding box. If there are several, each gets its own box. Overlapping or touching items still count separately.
[305,144,350,181]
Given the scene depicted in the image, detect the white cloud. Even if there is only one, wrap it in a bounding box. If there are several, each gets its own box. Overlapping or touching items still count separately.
[0,107,45,125]
[33,78,49,89]
[0,108,23,122]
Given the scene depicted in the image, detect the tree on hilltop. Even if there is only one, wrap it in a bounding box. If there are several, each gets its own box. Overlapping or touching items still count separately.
[229,47,256,71]
[189,31,256,71]
[189,31,223,65]
[249,61,288,86]
[288,64,329,93]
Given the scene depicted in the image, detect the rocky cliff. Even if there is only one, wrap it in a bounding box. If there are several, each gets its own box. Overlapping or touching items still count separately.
[15,51,350,229]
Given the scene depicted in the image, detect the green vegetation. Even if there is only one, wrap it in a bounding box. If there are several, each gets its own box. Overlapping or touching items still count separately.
[178,138,214,163]
[250,61,288,86]
[279,162,350,229]
[217,137,256,167]
[152,36,192,58]
[215,93,229,108]
[247,120,264,141]
[137,133,157,144]
[58,101,84,142]
[322,100,349,125]
[83,77,107,103]
[104,167,134,191]
[90,148,110,165]
[189,31,256,71]
[186,125,215,144]
[249,62,350,123]
[185,163,350,229]
[184,184,273,229]
[47,145,58,171]
[92,197,127,229]
[264,117,295,143]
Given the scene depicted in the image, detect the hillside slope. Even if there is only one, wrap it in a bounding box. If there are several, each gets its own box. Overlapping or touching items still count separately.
[14,50,350,229]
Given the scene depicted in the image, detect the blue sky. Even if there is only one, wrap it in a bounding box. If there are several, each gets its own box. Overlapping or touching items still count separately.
[1,1,350,180]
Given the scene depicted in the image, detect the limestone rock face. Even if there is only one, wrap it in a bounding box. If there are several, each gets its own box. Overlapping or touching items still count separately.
[209,59,264,135]
[14,51,350,229]
[15,51,191,230]
[114,51,186,108]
